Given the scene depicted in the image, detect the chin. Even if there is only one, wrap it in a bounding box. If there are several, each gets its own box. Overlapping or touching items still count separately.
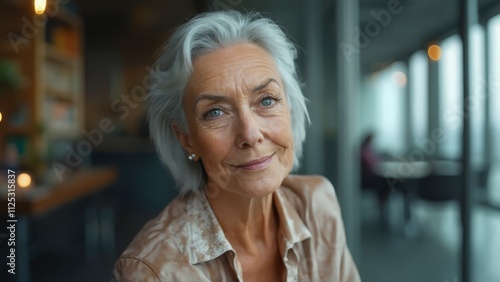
[232,167,288,198]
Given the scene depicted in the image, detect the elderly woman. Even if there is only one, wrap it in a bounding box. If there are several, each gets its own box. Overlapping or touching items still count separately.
[114,11,360,282]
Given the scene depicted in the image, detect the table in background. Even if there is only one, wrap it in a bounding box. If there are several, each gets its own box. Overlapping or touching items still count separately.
[0,167,117,282]
[376,161,461,234]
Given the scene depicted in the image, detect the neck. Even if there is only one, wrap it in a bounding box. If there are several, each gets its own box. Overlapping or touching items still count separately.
[205,187,279,255]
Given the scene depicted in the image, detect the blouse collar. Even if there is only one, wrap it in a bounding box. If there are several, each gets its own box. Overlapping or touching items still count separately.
[187,186,312,265]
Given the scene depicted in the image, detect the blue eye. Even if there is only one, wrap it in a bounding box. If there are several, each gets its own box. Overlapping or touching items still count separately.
[207,108,222,118]
[261,97,274,107]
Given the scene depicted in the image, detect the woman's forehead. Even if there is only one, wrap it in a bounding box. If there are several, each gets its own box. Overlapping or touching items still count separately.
[187,43,282,95]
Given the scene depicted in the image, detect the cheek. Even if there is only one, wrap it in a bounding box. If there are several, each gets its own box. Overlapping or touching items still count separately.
[196,129,230,162]
[270,116,294,167]
[282,132,295,169]
[193,128,232,164]
[194,131,235,191]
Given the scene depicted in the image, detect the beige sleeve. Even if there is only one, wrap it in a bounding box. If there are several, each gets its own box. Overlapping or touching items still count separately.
[312,176,362,282]
[114,257,161,282]
[339,243,362,281]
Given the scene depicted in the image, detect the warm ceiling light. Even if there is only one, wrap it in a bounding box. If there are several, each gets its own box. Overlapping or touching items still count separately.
[34,0,46,15]
[18,173,32,188]
[0,112,3,123]
[392,71,407,87]
[428,44,442,61]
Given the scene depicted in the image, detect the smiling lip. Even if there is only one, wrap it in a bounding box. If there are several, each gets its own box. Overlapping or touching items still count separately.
[235,154,274,171]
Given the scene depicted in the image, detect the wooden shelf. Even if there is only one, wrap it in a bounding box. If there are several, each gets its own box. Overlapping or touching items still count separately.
[51,5,83,29]
[45,44,77,67]
[46,124,79,138]
[45,85,75,102]
[0,167,117,215]
[0,0,84,176]
[1,124,35,136]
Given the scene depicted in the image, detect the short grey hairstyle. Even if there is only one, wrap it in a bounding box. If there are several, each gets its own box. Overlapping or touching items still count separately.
[148,10,309,195]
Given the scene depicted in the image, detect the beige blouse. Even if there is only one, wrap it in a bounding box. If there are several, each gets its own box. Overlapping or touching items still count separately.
[114,175,361,281]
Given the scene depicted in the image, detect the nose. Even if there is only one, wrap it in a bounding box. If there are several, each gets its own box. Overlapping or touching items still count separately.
[235,109,264,149]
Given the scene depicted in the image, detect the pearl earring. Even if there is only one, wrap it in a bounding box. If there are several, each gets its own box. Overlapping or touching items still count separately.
[188,153,196,161]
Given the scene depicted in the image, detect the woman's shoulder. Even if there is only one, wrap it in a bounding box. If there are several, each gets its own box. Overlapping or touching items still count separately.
[115,194,195,280]
[280,175,345,240]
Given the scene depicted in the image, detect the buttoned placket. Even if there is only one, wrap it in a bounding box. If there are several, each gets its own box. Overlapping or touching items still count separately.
[227,250,244,281]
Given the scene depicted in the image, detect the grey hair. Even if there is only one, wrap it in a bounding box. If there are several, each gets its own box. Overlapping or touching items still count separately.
[148,10,309,195]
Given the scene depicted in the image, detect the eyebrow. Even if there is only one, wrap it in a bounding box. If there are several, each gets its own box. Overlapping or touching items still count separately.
[195,94,226,105]
[194,78,280,105]
[251,78,280,93]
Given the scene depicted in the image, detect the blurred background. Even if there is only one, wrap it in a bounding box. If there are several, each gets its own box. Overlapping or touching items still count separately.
[0,0,499,281]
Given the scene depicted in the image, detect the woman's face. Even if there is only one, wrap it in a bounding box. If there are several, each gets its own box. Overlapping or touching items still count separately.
[179,43,294,198]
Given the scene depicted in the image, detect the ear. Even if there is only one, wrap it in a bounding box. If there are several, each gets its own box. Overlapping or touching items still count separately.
[172,123,196,155]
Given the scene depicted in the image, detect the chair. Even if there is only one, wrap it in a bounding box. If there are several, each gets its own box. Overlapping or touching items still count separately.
[418,174,461,202]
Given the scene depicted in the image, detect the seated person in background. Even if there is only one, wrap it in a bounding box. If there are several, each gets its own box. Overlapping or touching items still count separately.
[361,133,379,188]
[114,11,360,281]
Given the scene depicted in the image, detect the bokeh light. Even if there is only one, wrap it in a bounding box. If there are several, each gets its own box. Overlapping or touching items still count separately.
[392,71,407,87]
[34,0,46,15]
[18,173,32,188]
[428,44,442,61]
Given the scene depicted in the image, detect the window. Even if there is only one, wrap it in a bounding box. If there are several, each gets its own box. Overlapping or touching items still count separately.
[409,51,428,145]
[488,15,500,161]
[440,34,463,160]
[370,62,407,156]
[469,24,486,167]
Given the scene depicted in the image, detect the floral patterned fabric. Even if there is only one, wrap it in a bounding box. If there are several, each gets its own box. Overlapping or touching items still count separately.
[114,175,361,282]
